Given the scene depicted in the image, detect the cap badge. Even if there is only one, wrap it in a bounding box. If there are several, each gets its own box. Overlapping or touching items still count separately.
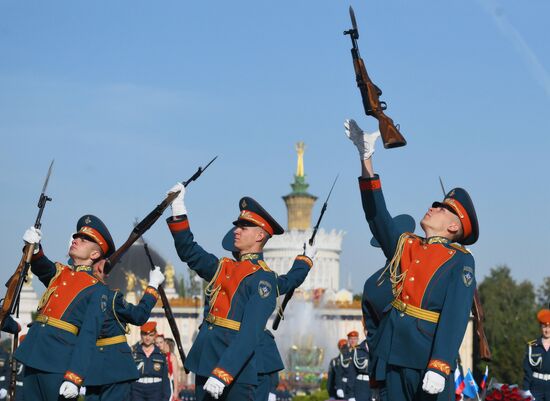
[241,199,247,208]
[84,216,92,224]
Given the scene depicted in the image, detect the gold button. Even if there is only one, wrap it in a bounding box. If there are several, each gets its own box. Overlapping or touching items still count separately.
[41,324,45,327]
[99,347,104,351]
[404,295,410,300]
[220,290,225,295]
[226,275,230,279]
[449,250,454,255]
[62,281,67,286]
[415,260,420,264]
[423,246,427,250]
[54,293,59,297]
[408,239,413,244]
[409,277,415,282]
[253,267,257,271]
[71,272,75,276]
[399,313,405,317]
[47,308,51,312]
[208,326,213,330]
[214,308,218,312]
[92,279,97,283]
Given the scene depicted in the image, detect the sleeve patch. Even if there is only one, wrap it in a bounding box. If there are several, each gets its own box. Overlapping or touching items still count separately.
[258,280,272,298]
[427,359,451,375]
[212,367,234,385]
[462,266,474,287]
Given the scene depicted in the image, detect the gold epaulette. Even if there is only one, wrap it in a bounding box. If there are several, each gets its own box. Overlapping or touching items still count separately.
[449,243,471,254]
[258,260,272,272]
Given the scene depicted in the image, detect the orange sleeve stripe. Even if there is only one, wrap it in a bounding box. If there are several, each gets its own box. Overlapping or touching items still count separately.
[427,359,451,375]
[168,218,190,233]
[64,371,83,386]
[144,287,159,300]
[295,255,313,268]
[359,178,381,191]
[212,367,234,385]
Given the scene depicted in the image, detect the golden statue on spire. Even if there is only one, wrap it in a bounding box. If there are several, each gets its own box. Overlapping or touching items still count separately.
[296,142,305,177]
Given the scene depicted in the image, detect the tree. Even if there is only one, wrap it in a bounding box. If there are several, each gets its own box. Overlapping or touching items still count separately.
[475,266,539,384]
[537,277,550,308]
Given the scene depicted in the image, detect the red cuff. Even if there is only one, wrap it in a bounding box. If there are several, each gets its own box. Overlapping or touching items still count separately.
[295,255,313,269]
[167,216,190,233]
[212,367,234,385]
[144,287,159,300]
[31,246,45,261]
[427,359,451,375]
[359,177,381,192]
[64,371,83,386]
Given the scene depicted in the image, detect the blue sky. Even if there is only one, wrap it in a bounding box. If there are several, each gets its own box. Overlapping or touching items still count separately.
[1,1,549,294]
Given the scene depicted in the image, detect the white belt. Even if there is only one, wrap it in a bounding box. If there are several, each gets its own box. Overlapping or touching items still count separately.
[137,377,162,384]
[357,374,370,381]
[0,376,4,381]
[342,378,348,382]
[534,372,550,381]
[16,381,23,386]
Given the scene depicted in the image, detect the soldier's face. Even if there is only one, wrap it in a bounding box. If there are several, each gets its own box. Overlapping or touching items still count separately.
[69,236,102,263]
[420,206,461,237]
[141,331,156,346]
[233,225,265,251]
[542,323,550,339]
[348,337,358,347]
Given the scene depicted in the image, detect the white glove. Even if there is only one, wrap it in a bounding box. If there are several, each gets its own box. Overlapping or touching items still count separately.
[268,393,277,401]
[521,390,534,399]
[345,119,381,160]
[0,388,7,399]
[303,242,317,260]
[59,381,79,398]
[23,227,42,244]
[422,370,446,394]
[79,386,86,396]
[349,398,356,401]
[371,388,380,401]
[203,376,225,399]
[148,266,165,289]
[167,182,187,217]
[336,388,345,398]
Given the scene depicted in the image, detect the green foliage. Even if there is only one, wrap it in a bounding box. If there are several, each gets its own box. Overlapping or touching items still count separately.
[475,265,539,384]
[293,389,329,401]
[537,276,550,308]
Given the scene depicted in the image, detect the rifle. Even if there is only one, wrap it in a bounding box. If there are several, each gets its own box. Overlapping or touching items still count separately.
[438,177,491,361]
[143,242,188,370]
[344,6,407,149]
[105,156,217,274]
[1,160,54,326]
[1,160,54,401]
[9,335,18,400]
[272,175,338,331]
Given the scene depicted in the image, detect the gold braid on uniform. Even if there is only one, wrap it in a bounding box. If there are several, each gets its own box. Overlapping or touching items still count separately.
[112,290,130,334]
[377,232,411,298]
[204,259,225,308]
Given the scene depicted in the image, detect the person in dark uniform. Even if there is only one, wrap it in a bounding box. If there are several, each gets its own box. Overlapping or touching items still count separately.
[0,345,9,400]
[347,332,371,401]
[362,215,416,401]
[327,339,347,400]
[130,321,171,401]
[15,215,115,401]
[335,331,358,399]
[523,308,550,400]
[84,264,165,401]
[165,183,314,401]
[9,334,27,401]
[345,118,479,401]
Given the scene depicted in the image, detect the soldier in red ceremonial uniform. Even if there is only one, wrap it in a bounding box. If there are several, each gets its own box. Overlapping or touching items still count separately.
[345,119,479,401]
[165,183,314,401]
[15,215,115,401]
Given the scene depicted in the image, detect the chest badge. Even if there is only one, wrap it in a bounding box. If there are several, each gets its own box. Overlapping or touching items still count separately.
[258,280,272,298]
[462,266,474,287]
[153,362,162,371]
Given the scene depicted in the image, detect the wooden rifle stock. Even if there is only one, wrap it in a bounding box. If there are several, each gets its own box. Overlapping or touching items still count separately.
[345,7,407,149]
[473,289,492,361]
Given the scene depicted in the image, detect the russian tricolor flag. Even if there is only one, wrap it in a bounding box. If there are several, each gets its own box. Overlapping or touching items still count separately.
[454,366,465,396]
[479,365,489,392]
